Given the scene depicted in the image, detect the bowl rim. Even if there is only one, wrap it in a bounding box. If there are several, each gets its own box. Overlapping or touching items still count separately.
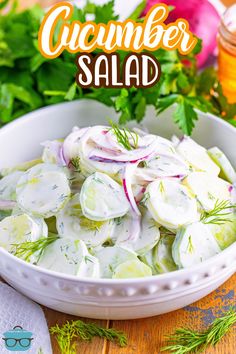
[0,99,236,284]
[1,98,236,136]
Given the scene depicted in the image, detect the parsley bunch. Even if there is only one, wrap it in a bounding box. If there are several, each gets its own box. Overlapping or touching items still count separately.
[0,0,235,135]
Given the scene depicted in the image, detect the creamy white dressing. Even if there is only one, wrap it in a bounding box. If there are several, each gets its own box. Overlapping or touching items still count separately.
[146,179,199,229]
[0,125,235,279]
[172,222,221,268]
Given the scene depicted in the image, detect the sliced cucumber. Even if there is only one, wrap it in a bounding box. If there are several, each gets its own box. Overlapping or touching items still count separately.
[134,211,160,255]
[0,171,24,201]
[144,154,189,178]
[0,214,47,252]
[208,147,236,183]
[77,254,100,278]
[38,238,88,275]
[80,172,129,221]
[210,214,236,250]
[176,137,220,175]
[172,222,220,268]
[112,259,152,279]
[184,172,231,211]
[16,164,71,218]
[56,193,115,247]
[95,246,137,278]
[0,158,42,177]
[113,211,160,256]
[153,235,177,273]
[42,140,64,165]
[146,179,199,229]
[112,214,140,247]
[140,248,157,274]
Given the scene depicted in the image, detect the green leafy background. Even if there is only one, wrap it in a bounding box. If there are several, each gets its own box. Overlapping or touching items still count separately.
[0,0,235,135]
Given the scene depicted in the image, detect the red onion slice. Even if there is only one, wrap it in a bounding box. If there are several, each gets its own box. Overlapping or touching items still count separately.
[63,127,89,164]
[123,164,141,216]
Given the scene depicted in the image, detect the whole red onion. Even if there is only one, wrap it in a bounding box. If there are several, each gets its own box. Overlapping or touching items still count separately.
[142,0,220,67]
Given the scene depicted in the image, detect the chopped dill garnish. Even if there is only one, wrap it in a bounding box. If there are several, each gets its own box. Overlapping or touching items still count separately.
[114,216,124,226]
[102,239,114,247]
[109,120,139,151]
[200,199,236,225]
[159,181,165,194]
[11,233,59,262]
[187,236,194,254]
[50,320,128,354]
[161,307,236,354]
[70,157,81,172]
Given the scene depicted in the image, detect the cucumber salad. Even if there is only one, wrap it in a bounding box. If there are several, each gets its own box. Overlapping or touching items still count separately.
[0,123,236,279]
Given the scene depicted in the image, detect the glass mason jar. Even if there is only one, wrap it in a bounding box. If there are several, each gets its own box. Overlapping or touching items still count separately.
[218,4,236,103]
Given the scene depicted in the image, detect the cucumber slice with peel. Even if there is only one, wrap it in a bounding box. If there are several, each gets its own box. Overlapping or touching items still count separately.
[172,222,221,268]
[0,214,47,255]
[38,238,89,275]
[153,235,177,273]
[95,246,137,278]
[80,172,129,221]
[56,193,115,247]
[208,147,236,183]
[176,137,220,175]
[16,164,71,218]
[209,213,236,250]
[140,248,157,274]
[77,254,100,278]
[112,259,152,279]
[183,172,231,211]
[146,179,199,229]
[113,211,160,256]
[0,171,24,201]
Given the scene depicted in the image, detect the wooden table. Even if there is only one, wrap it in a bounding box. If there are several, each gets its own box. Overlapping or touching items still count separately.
[44,274,236,354]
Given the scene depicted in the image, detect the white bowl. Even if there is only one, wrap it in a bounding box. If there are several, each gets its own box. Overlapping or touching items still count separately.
[0,100,235,320]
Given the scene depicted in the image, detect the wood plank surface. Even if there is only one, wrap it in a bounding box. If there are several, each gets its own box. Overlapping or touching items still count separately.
[43,274,236,354]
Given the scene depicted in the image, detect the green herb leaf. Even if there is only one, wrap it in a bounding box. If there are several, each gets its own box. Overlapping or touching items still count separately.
[174,96,198,136]
[0,0,10,10]
[200,199,236,225]
[50,320,128,354]
[109,120,139,150]
[93,0,118,24]
[129,0,147,20]
[161,307,236,354]
[11,233,59,262]
[0,1,235,135]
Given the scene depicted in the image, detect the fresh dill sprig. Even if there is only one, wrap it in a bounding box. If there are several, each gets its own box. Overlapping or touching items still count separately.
[109,120,139,151]
[50,320,128,354]
[161,307,236,354]
[200,199,236,225]
[70,157,81,172]
[11,233,59,262]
